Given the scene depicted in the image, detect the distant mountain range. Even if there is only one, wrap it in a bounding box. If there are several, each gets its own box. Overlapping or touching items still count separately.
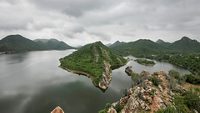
[0,35,74,52]
[1,35,199,55]
[109,36,200,56]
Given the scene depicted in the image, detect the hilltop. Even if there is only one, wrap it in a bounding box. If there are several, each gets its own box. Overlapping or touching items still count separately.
[59,41,127,90]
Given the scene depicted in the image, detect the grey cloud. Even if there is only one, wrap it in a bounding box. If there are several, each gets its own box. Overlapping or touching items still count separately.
[90,32,111,41]
[30,0,121,17]
[0,0,200,46]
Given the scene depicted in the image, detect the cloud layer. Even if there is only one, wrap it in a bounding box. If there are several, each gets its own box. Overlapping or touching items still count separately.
[0,0,200,46]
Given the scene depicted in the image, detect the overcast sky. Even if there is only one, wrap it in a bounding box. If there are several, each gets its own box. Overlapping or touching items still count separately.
[0,0,200,46]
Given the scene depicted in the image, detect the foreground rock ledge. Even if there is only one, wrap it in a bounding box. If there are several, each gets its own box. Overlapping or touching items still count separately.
[106,71,173,113]
[51,106,64,113]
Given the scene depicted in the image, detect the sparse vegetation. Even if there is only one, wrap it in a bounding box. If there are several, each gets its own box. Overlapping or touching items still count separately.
[156,88,200,113]
[169,70,186,84]
[114,103,123,112]
[168,70,200,85]
[131,72,140,85]
[149,76,160,86]
[185,74,200,84]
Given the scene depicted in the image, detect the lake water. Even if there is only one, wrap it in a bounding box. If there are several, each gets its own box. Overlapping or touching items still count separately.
[0,50,190,113]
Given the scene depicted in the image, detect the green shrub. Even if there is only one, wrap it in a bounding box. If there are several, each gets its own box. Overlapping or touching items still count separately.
[131,72,140,85]
[169,70,180,79]
[98,109,107,113]
[149,76,160,86]
[184,90,200,112]
[105,103,111,109]
[156,106,177,113]
[114,103,123,112]
[169,70,186,84]
[98,103,111,113]
[174,95,191,113]
[185,74,200,84]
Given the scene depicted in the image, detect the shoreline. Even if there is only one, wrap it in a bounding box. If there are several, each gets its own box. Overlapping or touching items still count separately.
[59,65,91,78]
[59,65,107,91]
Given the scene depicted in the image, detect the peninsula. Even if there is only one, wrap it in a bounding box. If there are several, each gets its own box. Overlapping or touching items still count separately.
[59,41,127,91]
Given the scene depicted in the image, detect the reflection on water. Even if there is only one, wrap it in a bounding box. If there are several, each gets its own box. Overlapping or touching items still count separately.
[0,50,190,113]
[23,82,119,113]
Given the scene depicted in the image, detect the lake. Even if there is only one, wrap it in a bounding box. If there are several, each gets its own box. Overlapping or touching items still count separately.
[0,50,190,113]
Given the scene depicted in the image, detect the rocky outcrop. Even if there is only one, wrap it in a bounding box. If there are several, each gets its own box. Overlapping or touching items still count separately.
[51,106,64,113]
[106,71,173,113]
[125,66,133,76]
[98,61,112,90]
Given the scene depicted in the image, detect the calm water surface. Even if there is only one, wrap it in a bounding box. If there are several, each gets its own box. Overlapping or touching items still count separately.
[0,50,190,113]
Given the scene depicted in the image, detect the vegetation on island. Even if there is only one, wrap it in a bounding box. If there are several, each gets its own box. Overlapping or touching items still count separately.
[134,58,155,66]
[60,41,127,88]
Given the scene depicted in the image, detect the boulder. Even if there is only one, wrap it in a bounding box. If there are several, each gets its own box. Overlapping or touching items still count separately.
[51,106,64,113]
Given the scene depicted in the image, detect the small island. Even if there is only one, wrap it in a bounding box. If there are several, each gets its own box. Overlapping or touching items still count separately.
[59,41,127,91]
[134,58,155,66]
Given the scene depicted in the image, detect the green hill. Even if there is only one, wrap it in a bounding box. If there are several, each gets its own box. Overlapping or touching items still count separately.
[110,39,167,57]
[0,35,74,52]
[34,39,74,50]
[60,41,127,90]
[110,37,200,57]
[0,35,41,52]
[169,36,200,53]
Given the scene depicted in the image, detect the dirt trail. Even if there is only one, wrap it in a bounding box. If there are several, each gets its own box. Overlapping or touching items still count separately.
[182,83,200,90]
[93,46,99,63]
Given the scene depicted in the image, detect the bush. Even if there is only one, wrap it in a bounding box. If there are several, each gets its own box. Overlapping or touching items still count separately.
[149,76,160,86]
[169,70,180,79]
[105,103,111,109]
[98,103,111,113]
[169,70,186,84]
[174,95,191,113]
[169,77,177,91]
[185,74,200,84]
[114,103,123,112]
[184,90,200,112]
[156,106,177,113]
[98,109,107,113]
[131,72,140,85]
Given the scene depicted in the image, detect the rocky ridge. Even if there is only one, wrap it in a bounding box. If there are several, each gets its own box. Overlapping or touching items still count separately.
[106,70,173,113]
